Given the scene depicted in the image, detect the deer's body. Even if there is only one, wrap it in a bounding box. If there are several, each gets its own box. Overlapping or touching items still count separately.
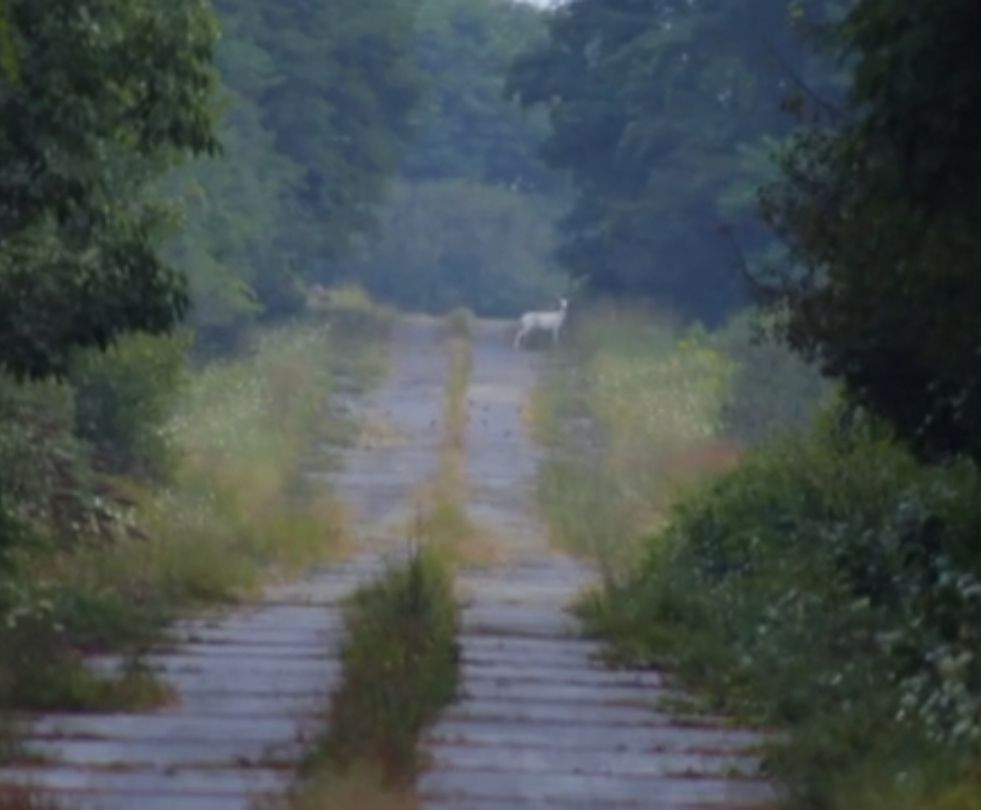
[514,298,568,349]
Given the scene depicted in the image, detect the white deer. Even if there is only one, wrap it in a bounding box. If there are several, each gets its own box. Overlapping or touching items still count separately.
[514,298,569,350]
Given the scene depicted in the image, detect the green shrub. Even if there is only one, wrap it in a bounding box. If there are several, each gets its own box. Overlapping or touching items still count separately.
[311,285,395,344]
[0,376,108,548]
[713,311,830,445]
[441,307,473,340]
[68,332,188,478]
[1,322,372,720]
[583,411,981,806]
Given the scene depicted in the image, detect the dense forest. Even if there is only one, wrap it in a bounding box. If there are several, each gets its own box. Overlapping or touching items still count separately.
[3,0,981,808]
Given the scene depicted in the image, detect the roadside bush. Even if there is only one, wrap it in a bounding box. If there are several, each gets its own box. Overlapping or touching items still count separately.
[0,376,115,548]
[1,322,377,718]
[582,409,981,807]
[713,311,829,444]
[310,284,395,344]
[68,332,188,478]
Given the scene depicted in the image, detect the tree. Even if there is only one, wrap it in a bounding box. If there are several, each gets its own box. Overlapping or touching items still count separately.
[404,0,555,191]
[244,0,423,264]
[760,0,981,460]
[0,0,15,79]
[166,8,302,348]
[0,0,219,379]
[337,180,565,316]
[168,0,425,344]
[509,0,836,322]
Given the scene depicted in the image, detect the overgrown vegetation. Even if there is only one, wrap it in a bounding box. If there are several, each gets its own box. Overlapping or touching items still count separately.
[508,0,840,322]
[534,304,823,577]
[580,412,981,809]
[1,313,388,721]
[287,549,459,807]
[0,0,220,378]
[412,313,498,564]
[524,2,981,807]
[540,305,981,807]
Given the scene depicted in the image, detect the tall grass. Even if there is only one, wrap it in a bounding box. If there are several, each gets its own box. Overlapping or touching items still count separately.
[534,304,825,577]
[534,305,737,575]
[285,549,459,808]
[1,320,387,712]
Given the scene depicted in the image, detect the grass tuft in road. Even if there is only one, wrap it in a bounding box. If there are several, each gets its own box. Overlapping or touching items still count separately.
[285,549,459,808]
[412,313,496,563]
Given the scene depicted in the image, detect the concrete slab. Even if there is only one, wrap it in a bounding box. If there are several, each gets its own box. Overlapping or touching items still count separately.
[0,765,290,795]
[441,699,729,729]
[27,714,321,745]
[419,768,776,806]
[19,738,303,769]
[57,794,255,810]
[458,677,684,707]
[425,744,764,779]
[426,719,767,754]
[459,660,664,688]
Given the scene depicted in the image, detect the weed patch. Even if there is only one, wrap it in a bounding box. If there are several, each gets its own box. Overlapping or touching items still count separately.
[440,308,473,341]
[409,322,496,563]
[286,550,458,807]
[283,763,415,810]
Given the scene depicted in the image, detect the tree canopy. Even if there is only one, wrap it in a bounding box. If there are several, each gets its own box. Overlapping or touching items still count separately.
[168,0,424,345]
[327,0,568,317]
[509,0,837,322]
[761,0,981,460]
[0,0,219,377]
[404,0,554,192]
[337,179,564,316]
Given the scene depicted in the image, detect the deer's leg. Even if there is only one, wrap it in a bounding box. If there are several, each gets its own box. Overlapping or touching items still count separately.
[514,325,528,350]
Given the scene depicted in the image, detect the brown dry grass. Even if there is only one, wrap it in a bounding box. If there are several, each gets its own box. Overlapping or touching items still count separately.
[266,763,416,810]
[357,413,407,450]
[0,787,60,810]
[660,438,745,485]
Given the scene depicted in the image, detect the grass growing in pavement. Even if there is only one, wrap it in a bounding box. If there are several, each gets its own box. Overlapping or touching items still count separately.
[440,307,473,341]
[287,314,468,808]
[287,549,459,808]
[412,312,496,564]
[4,657,171,713]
